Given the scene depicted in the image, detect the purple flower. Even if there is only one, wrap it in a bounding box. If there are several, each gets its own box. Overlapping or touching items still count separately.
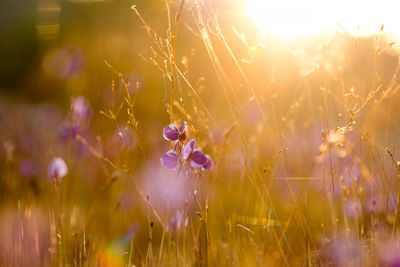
[182,139,195,160]
[163,122,186,142]
[160,150,179,170]
[160,122,213,171]
[190,149,208,168]
[48,157,68,182]
[59,123,80,142]
[161,138,214,171]
[71,96,92,122]
[203,154,214,170]
[190,148,214,170]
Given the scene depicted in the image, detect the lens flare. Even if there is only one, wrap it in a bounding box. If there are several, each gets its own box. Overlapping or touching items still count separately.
[247,0,400,38]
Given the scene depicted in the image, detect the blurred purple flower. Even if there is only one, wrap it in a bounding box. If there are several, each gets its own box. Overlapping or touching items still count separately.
[48,157,68,182]
[71,96,92,122]
[160,150,179,170]
[19,159,37,177]
[58,123,80,142]
[163,122,186,142]
[42,45,84,79]
[107,125,136,156]
[166,210,188,233]
[321,236,363,266]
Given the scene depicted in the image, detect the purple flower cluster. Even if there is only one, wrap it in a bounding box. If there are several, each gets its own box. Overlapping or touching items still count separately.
[160,122,214,171]
[59,96,92,142]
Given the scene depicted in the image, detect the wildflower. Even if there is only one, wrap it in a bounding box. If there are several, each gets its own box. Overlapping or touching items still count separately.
[182,139,195,160]
[48,157,68,182]
[161,138,214,171]
[182,139,214,170]
[160,150,179,170]
[163,121,186,142]
[71,96,92,122]
[192,150,214,170]
[190,149,208,168]
[203,155,214,170]
[59,122,80,142]
[160,123,214,171]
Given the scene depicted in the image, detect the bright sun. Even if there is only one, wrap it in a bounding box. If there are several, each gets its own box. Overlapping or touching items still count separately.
[247,0,400,38]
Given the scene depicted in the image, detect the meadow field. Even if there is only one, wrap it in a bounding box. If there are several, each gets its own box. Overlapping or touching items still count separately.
[1,0,400,266]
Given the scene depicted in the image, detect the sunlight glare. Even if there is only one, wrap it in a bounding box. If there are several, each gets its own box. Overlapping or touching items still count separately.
[247,0,400,38]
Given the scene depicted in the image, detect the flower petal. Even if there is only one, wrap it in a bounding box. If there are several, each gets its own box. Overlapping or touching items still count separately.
[48,157,68,182]
[160,150,179,170]
[182,139,195,160]
[178,121,187,141]
[202,154,214,170]
[71,96,92,121]
[179,121,187,133]
[190,149,207,168]
[163,123,179,141]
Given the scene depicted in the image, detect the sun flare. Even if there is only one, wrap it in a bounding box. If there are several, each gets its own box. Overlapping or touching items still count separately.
[247,0,400,38]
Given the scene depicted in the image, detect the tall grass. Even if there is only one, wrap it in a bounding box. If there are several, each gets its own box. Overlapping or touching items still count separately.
[1,0,400,266]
